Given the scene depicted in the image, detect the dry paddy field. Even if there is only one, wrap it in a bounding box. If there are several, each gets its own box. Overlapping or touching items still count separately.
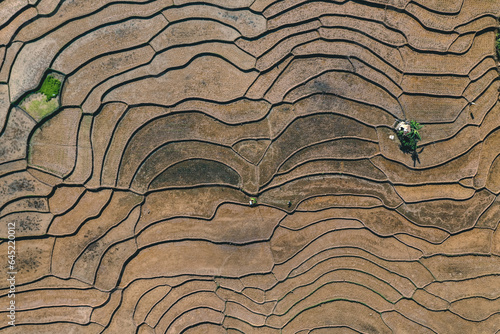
[0,0,500,333]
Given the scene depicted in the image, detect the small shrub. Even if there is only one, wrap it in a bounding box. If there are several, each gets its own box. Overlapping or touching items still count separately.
[396,120,423,153]
[38,75,61,101]
[249,197,257,206]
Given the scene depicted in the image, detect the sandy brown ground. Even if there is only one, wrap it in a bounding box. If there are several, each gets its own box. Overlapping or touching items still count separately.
[0,0,500,333]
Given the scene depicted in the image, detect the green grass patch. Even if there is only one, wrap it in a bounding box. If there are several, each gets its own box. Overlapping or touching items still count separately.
[18,73,63,121]
[23,97,59,121]
[38,75,61,101]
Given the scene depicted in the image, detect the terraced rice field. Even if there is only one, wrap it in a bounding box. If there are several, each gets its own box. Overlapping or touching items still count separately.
[1,0,500,333]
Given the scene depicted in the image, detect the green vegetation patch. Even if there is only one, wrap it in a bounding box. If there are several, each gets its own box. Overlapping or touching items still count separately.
[395,120,423,153]
[18,73,63,121]
[22,93,59,121]
[38,75,61,101]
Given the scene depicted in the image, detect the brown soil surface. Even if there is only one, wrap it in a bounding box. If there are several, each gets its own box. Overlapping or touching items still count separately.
[0,0,500,333]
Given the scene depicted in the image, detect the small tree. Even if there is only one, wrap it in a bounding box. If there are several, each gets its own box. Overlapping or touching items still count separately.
[395,120,423,153]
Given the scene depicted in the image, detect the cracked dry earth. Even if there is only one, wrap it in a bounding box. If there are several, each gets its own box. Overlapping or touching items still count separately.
[0,0,500,333]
